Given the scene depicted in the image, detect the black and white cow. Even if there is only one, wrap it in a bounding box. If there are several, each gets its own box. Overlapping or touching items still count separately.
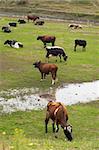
[74,39,87,51]
[45,46,68,62]
[2,26,11,33]
[69,24,82,29]
[4,40,23,48]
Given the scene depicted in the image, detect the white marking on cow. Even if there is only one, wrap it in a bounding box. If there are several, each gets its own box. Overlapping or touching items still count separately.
[52,79,55,85]
[64,127,66,130]
[67,126,72,133]
[49,54,52,57]
[46,46,64,51]
[12,42,19,48]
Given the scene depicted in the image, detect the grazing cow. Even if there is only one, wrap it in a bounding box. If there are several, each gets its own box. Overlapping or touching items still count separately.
[4,40,23,48]
[45,101,73,141]
[33,61,58,85]
[9,22,17,27]
[37,35,56,48]
[18,19,26,24]
[2,26,11,33]
[35,20,44,25]
[27,15,39,22]
[45,46,68,62]
[74,39,87,51]
[69,24,82,29]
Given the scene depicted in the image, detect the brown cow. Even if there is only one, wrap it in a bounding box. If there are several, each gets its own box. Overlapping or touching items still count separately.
[37,35,56,48]
[33,61,58,85]
[45,101,73,141]
[27,15,39,22]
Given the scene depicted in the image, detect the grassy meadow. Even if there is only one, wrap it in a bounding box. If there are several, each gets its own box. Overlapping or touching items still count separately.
[0,17,99,90]
[0,101,99,150]
[0,16,99,150]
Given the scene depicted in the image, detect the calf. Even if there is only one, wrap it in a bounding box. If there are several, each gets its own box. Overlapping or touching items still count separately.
[45,101,73,141]
[33,61,58,85]
[74,39,87,51]
[9,22,17,27]
[46,46,68,62]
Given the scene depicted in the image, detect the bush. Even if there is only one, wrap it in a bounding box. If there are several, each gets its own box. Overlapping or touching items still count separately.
[16,0,28,5]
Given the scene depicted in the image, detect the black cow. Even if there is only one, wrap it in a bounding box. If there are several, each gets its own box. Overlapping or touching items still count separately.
[18,19,26,24]
[35,21,44,25]
[74,39,87,51]
[9,22,17,27]
[2,26,11,33]
[46,46,68,62]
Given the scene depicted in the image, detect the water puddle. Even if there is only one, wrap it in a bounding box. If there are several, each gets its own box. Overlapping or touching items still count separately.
[56,80,99,105]
[0,88,49,113]
[0,81,99,113]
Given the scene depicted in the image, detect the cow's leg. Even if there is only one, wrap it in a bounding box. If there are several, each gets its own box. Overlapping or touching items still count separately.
[46,54,49,62]
[74,44,77,51]
[83,45,86,51]
[56,124,59,133]
[45,112,50,133]
[40,73,44,81]
[55,56,57,62]
[44,42,46,48]
[51,69,58,85]
[55,122,59,138]
[52,122,55,133]
[44,73,46,79]
[59,55,62,62]
[51,73,55,85]
[52,42,54,46]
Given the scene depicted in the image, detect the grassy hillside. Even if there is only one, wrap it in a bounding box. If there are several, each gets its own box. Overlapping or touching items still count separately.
[0,0,99,21]
[0,101,99,150]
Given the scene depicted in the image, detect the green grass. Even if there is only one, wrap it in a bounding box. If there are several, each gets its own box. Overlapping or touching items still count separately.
[0,17,99,90]
[0,101,99,150]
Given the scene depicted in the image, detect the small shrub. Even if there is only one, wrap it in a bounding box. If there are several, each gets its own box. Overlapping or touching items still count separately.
[16,0,28,5]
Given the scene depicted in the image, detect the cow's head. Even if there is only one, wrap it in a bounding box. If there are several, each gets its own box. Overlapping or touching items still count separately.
[64,55,68,61]
[37,36,41,40]
[4,40,9,45]
[64,124,73,141]
[33,61,41,68]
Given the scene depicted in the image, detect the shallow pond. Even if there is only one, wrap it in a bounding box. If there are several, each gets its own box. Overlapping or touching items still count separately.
[56,80,99,105]
[0,80,99,113]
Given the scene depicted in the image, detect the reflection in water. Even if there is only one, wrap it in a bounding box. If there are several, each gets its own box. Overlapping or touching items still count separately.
[55,80,99,105]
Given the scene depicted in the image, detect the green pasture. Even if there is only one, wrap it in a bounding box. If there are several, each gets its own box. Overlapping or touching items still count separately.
[0,17,99,90]
[0,101,99,150]
[0,17,99,150]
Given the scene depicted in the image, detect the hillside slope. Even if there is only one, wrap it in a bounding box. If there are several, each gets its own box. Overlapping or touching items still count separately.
[0,0,99,21]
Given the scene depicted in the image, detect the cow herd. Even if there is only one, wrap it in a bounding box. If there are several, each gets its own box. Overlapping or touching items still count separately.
[1,15,87,86]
